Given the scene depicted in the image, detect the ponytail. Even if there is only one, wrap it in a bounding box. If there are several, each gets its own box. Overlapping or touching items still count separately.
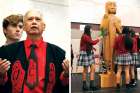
[124,34,133,51]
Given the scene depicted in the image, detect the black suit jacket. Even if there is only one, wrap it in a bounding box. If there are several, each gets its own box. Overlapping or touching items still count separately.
[0,41,69,93]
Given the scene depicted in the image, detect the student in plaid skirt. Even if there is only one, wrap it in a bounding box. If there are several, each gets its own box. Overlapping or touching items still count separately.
[114,26,133,88]
[77,25,101,91]
[130,30,139,87]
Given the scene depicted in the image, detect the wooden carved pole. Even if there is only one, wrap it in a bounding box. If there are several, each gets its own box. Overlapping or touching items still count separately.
[100,1,122,72]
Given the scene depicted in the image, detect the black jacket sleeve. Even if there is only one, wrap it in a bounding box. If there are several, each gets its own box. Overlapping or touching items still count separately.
[49,43,68,93]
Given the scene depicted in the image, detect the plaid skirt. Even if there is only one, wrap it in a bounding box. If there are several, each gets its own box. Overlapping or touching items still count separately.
[114,53,132,65]
[77,50,95,66]
[131,53,139,65]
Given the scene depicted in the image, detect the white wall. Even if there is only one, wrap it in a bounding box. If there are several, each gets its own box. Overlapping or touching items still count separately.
[0,0,32,45]
[70,0,140,27]
[0,0,70,59]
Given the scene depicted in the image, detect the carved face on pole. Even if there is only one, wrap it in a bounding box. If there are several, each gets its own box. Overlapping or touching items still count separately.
[105,1,116,14]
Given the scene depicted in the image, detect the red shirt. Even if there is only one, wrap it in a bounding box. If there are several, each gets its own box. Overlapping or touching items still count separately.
[114,35,129,55]
[23,37,46,93]
[132,36,138,53]
[23,37,68,93]
[80,34,99,51]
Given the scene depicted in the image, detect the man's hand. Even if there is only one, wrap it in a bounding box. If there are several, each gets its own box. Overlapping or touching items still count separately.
[0,58,11,76]
[62,59,69,77]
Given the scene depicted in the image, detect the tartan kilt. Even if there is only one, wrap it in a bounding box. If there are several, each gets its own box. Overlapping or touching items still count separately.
[77,50,95,66]
[114,53,132,65]
[131,53,139,65]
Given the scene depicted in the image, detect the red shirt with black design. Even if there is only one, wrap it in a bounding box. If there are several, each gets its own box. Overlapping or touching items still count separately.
[23,37,46,93]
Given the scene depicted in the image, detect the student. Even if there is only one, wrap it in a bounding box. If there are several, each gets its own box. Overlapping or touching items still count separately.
[77,25,101,91]
[0,14,23,93]
[2,14,23,45]
[130,30,138,87]
[114,26,133,88]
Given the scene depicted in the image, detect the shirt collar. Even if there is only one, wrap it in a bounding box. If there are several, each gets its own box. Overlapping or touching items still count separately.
[25,37,44,48]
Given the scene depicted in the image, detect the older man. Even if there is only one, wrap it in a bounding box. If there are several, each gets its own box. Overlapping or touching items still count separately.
[0,10,69,93]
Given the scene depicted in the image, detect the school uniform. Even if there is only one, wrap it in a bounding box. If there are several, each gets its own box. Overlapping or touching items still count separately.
[131,36,139,65]
[77,34,99,66]
[114,35,132,65]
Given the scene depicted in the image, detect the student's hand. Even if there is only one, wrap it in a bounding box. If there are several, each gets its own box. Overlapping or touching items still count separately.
[98,36,103,40]
[0,58,11,76]
[62,59,69,77]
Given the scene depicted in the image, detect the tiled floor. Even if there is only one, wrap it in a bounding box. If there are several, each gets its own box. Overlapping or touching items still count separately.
[71,73,140,93]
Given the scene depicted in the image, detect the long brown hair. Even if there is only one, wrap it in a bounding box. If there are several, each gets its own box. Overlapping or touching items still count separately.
[83,25,92,52]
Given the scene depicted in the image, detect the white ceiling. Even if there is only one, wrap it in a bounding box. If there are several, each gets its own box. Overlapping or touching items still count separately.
[31,0,69,6]
[31,0,140,7]
[71,0,140,7]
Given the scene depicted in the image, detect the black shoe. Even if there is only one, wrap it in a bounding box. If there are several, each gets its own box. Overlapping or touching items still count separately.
[130,81,137,87]
[90,86,99,91]
[82,81,88,91]
[134,81,137,86]
[90,80,99,91]
[116,84,120,89]
[126,84,131,89]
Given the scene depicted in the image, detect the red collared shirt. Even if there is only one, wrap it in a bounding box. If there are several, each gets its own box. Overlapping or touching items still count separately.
[114,35,129,55]
[80,34,99,51]
[132,36,138,53]
[23,37,46,93]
